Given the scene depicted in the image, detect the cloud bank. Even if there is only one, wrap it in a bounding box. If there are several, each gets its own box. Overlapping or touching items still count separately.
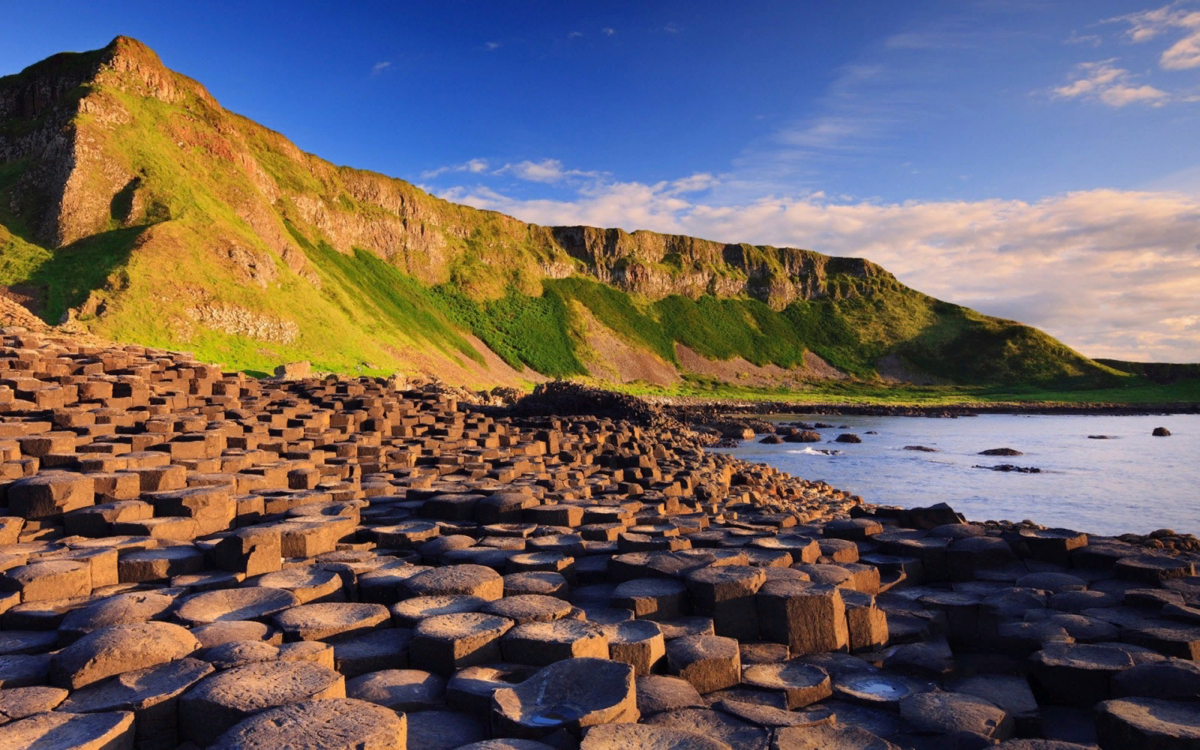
[437,176,1200,363]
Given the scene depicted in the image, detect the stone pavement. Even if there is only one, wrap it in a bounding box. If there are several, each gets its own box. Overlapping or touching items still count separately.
[0,328,1198,749]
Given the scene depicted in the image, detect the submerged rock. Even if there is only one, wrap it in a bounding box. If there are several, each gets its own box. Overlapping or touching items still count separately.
[974,464,1042,473]
[979,448,1023,456]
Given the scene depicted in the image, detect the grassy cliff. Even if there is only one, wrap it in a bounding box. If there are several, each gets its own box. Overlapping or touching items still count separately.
[0,37,1150,394]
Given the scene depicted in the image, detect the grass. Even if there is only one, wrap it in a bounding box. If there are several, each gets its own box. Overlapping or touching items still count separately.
[299,238,482,364]
[432,285,585,376]
[621,376,1200,407]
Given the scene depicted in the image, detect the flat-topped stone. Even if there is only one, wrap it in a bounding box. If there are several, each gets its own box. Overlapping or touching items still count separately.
[608,619,666,676]
[274,602,391,641]
[251,566,344,603]
[643,707,769,750]
[57,591,175,643]
[1096,696,1200,748]
[740,661,832,709]
[178,660,346,746]
[833,671,929,709]
[492,657,638,738]
[1116,555,1196,585]
[1112,658,1200,700]
[332,628,414,678]
[191,620,277,648]
[1031,642,1166,706]
[51,621,200,690]
[899,690,1013,740]
[0,709,135,750]
[347,668,445,711]
[665,635,740,694]
[391,594,487,627]
[774,722,899,750]
[58,656,213,748]
[581,722,732,749]
[636,674,706,717]
[0,685,68,724]
[503,571,568,598]
[410,612,514,675]
[502,619,609,665]
[611,578,689,621]
[403,564,504,601]
[482,594,573,624]
[213,697,406,749]
[174,586,299,625]
[198,640,280,670]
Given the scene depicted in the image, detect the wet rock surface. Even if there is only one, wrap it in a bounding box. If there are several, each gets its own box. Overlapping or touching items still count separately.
[0,331,1198,748]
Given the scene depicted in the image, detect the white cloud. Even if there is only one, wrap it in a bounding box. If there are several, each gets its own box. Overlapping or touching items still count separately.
[420,158,490,180]
[484,41,501,52]
[664,23,679,34]
[1162,23,1200,69]
[1101,83,1172,106]
[568,31,583,39]
[493,159,601,183]
[601,27,615,36]
[1110,3,1200,70]
[434,173,1200,362]
[1052,60,1170,106]
[422,158,603,184]
[371,61,391,75]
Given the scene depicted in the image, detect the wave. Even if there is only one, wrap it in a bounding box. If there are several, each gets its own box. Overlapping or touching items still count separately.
[787,447,843,457]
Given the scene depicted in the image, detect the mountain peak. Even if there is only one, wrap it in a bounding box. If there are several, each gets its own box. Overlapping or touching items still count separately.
[97,35,183,104]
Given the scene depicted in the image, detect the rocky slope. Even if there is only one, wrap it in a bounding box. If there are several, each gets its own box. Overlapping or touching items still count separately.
[0,37,1125,389]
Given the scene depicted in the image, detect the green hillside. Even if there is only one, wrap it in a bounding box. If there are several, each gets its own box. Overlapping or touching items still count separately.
[0,37,1157,395]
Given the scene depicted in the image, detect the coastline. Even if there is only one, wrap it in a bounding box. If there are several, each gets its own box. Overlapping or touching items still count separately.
[661,399,1200,419]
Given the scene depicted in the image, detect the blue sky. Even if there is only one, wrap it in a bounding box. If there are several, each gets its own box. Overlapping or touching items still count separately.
[4,1,1200,361]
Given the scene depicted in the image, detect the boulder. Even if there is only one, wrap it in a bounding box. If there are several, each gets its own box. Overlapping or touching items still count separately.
[274,361,312,379]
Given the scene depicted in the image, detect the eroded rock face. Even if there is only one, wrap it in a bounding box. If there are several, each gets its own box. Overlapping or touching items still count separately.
[0,331,1198,749]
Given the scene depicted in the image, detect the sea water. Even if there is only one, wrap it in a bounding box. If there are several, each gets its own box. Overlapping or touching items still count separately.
[716,413,1200,537]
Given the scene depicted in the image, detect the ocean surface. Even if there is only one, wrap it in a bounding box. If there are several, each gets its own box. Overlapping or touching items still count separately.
[716,413,1200,537]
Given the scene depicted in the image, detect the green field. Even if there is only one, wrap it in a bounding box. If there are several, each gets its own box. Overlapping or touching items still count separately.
[620,376,1200,407]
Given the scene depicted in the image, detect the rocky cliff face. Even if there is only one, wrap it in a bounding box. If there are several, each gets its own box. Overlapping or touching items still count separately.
[0,36,887,310]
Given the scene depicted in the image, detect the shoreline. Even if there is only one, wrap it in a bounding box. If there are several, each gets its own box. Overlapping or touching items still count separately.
[659,398,1200,419]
